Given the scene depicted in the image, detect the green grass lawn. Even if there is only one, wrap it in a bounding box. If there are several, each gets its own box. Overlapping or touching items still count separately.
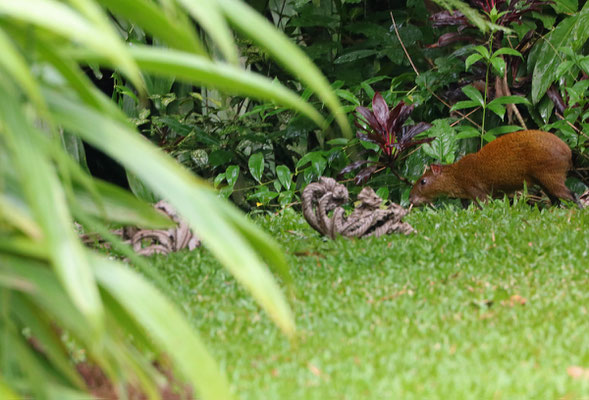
[152,201,589,399]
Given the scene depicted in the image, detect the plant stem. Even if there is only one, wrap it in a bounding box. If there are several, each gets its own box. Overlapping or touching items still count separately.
[481,36,493,148]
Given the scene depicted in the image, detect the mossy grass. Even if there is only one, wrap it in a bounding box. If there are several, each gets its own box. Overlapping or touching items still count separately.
[151,199,589,399]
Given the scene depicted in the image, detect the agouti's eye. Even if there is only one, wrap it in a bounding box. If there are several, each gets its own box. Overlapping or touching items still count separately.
[420,179,427,185]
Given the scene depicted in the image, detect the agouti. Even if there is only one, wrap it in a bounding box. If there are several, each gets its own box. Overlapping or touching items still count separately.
[409,130,581,207]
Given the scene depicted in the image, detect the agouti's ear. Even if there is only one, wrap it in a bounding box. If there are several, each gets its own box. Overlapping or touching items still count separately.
[430,164,442,175]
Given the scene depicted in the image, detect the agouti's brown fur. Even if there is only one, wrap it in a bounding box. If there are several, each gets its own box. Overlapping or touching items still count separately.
[409,130,580,207]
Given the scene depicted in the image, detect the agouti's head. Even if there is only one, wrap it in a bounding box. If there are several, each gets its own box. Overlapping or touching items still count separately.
[409,164,452,206]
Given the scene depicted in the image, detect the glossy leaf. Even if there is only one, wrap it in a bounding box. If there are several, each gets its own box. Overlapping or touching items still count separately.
[248,153,264,184]
[473,45,490,59]
[338,160,374,176]
[356,106,381,133]
[455,125,481,140]
[276,165,292,190]
[487,102,506,120]
[490,57,506,76]
[335,89,361,105]
[225,165,240,187]
[371,92,389,129]
[400,122,433,141]
[487,125,523,136]
[354,165,378,184]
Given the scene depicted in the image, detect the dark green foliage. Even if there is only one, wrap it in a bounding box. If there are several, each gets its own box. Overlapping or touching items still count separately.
[110,0,588,205]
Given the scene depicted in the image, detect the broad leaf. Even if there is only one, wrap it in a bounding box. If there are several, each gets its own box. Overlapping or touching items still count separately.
[473,45,490,59]
[490,57,506,76]
[487,102,506,120]
[450,100,480,111]
[487,95,530,106]
[248,153,264,184]
[276,165,292,190]
[371,92,389,131]
[465,53,484,70]
[225,165,240,187]
[461,85,484,107]
[492,47,523,58]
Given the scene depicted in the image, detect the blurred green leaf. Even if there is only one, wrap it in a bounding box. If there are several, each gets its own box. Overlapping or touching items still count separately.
[97,0,205,54]
[0,0,143,90]
[46,90,295,336]
[126,170,161,203]
[0,84,104,335]
[12,295,85,388]
[0,379,20,400]
[0,30,46,113]
[176,0,238,64]
[73,179,173,228]
[91,255,233,400]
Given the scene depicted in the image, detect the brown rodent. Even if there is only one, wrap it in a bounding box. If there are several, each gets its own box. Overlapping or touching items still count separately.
[409,130,581,207]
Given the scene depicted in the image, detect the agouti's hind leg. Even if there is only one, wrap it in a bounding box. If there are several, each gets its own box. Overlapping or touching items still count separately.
[538,175,582,208]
